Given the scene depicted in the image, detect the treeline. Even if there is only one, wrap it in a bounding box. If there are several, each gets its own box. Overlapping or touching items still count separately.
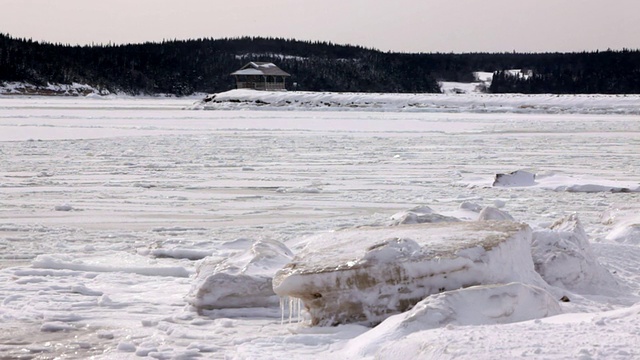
[1,33,639,95]
[489,51,640,94]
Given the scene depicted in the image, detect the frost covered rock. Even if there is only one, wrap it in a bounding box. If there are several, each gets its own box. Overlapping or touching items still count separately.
[273,221,546,326]
[345,282,561,357]
[187,239,293,311]
[531,214,617,292]
[493,170,536,187]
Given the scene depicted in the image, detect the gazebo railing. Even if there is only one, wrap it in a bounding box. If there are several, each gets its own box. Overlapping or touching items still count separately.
[236,81,286,91]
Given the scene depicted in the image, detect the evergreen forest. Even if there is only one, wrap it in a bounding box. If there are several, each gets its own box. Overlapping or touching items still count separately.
[1,34,639,95]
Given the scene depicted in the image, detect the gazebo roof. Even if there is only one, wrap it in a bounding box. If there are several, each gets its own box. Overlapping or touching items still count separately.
[231,62,291,77]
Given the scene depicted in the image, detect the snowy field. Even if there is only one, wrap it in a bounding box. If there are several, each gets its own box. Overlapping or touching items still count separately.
[1,94,640,359]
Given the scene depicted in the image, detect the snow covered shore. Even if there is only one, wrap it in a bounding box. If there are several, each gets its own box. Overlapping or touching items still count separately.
[0,81,110,96]
[192,89,640,115]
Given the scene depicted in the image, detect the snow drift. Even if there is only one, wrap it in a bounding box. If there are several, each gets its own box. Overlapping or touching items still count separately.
[602,205,640,245]
[32,252,191,277]
[344,282,562,358]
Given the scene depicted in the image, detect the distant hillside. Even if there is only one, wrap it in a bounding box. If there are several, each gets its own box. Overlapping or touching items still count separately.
[1,34,639,95]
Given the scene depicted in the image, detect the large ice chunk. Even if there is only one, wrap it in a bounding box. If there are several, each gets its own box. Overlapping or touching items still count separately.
[273,221,545,326]
[187,239,293,312]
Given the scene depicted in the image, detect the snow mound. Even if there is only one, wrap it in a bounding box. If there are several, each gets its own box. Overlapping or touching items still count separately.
[187,239,293,311]
[273,221,546,326]
[390,206,459,225]
[345,282,561,358]
[390,204,514,224]
[602,206,640,245]
[493,170,536,187]
[531,214,617,293]
[478,206,515,221]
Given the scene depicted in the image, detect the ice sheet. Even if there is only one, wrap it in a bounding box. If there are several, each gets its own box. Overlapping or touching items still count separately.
[1,96,639,359]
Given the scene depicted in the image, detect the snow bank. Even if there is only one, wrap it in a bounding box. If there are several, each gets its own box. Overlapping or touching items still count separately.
[273,221,547,326]
[187,239,293,311]
[345,282,561,358]
[191,90,640,115]
[531,214,618,293]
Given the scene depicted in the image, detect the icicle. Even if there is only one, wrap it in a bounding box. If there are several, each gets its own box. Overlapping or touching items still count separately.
[278,296,303,325]
[288,296,294,323]
[279,296,286,325]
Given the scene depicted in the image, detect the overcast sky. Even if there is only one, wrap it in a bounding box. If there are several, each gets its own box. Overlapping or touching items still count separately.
[2,0,640,53]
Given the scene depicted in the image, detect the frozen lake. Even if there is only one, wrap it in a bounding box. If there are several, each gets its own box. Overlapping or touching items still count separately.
[1,96,639,359]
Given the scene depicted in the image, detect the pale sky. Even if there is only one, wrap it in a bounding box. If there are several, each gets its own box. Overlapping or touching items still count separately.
[2,0,640,53]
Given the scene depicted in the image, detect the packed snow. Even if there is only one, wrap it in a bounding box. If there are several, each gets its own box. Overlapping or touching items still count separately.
[1,94,640,359]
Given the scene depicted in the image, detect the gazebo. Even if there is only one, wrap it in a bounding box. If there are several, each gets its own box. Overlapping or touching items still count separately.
[231,62,291,91]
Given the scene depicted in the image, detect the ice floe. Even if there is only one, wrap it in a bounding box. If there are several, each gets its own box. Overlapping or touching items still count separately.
[273,221,546,325]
